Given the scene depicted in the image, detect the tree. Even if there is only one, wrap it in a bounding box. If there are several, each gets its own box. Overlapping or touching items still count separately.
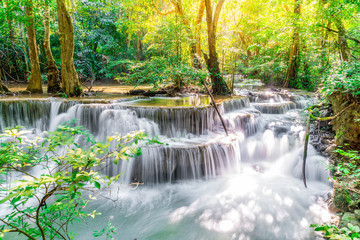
[44,0,61,93]
[57,0,82,96]
[25,0,43,94]
[4,0,15,41]
[194,0,205,68]
[153,0,205,69]
[284,0,301,88]
[203,0,230,95]
[0,79,10,93]
[334,17,349,62]
[0,126,144,239]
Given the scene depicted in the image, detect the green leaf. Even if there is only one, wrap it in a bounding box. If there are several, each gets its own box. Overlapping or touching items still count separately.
[10,195,21,205]
[348,223,360,233]
[68,184,76,192]
[94,181,101,190]
[0,192,21,204]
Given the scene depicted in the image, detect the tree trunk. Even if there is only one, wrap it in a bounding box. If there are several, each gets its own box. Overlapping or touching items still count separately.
[238,31,251,67]
[194,0,205,69]
[136,31,145,61]
[56,0,82,96]
[203,0,230,95]
[5,0,22,81]
[0,71,10,93]
[320,21,331,71]
[5,0,15,40]
[284,0,301,88]
[25,0,43,94]
[335,18,349,62]
[44,1,61,93]
[169,0,199,68]
[18,20,30,79]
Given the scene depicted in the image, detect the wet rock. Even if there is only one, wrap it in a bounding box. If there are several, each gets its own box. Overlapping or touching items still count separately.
[129,89,146,95]
[252,164,264,173]
[143,90,167,96]
[355,210,360,220]
[321,138,333,145]
[18,90,31,95]
[339,212,360,228]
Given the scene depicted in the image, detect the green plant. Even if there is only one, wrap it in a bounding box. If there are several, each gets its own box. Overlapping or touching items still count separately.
[321,62,360,97]
[311,223,360,240]
[331,148,360,189]
[313,147,360,239]
[0,125,145,239]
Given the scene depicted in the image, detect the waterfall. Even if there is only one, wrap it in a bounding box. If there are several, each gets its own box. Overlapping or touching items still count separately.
[0,90,332,239]
[0,94,328,185]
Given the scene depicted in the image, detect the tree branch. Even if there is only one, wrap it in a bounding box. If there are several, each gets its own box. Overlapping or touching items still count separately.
[36,187,60,240]
[213,0,225,31]
[204,0,213,34]
[152,0,175,16]
[0,218,36,240]
[322,26,360,44]
[309,102,356,121]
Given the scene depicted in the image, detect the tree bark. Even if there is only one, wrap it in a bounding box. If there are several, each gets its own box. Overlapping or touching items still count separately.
[5,0,15,40]
[284,0,301,88]
[334,18,350,62]
[18,19,30,79]
[194,0,205,69]
[56,0,82,96]
[203,0,230,95]
[44,1,61,93]
[238,31,251,67]
[136,31,145,61]
[0,72,10,93]
[25,0,43,94]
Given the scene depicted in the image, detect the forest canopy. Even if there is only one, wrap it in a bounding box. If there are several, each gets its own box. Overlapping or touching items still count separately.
[0,0,359,95]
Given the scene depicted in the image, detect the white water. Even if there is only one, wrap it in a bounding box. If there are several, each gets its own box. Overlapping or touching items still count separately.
[0,89,332,239]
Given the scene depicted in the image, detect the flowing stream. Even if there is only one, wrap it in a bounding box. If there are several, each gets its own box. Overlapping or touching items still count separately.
[0,87,332,239]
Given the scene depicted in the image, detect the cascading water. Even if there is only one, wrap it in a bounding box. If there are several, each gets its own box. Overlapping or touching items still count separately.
[0,89,332,239]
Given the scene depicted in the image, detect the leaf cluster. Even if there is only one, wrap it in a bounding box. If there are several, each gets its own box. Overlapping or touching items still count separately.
[311,223,360,240]
[0,125,145,239]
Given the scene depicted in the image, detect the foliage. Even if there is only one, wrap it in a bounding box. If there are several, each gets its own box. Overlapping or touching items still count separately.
[119,56,207,88]
[312,147,360,240]
[0,125,145,239]
[321,62,360,97]
[332,147,360,207]
[310,223,360,240]
[1,0,359,92]
[0,35,29,83]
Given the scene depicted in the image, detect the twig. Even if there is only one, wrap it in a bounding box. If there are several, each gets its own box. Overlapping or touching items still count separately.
[321,25,360,44]
[302,117,310,188]
[0,218,36,240]
[309,102,356,121]
[202,79,229,136]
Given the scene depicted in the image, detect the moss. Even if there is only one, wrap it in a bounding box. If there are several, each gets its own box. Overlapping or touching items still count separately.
[328,92,360,148]
[129,96,211,107]
[339,212,360,228]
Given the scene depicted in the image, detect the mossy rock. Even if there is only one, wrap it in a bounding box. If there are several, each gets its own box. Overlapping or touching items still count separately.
[334,188,352,212]
[339,212,360,228]
[328,91,360,148]
[355,210,360,220]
